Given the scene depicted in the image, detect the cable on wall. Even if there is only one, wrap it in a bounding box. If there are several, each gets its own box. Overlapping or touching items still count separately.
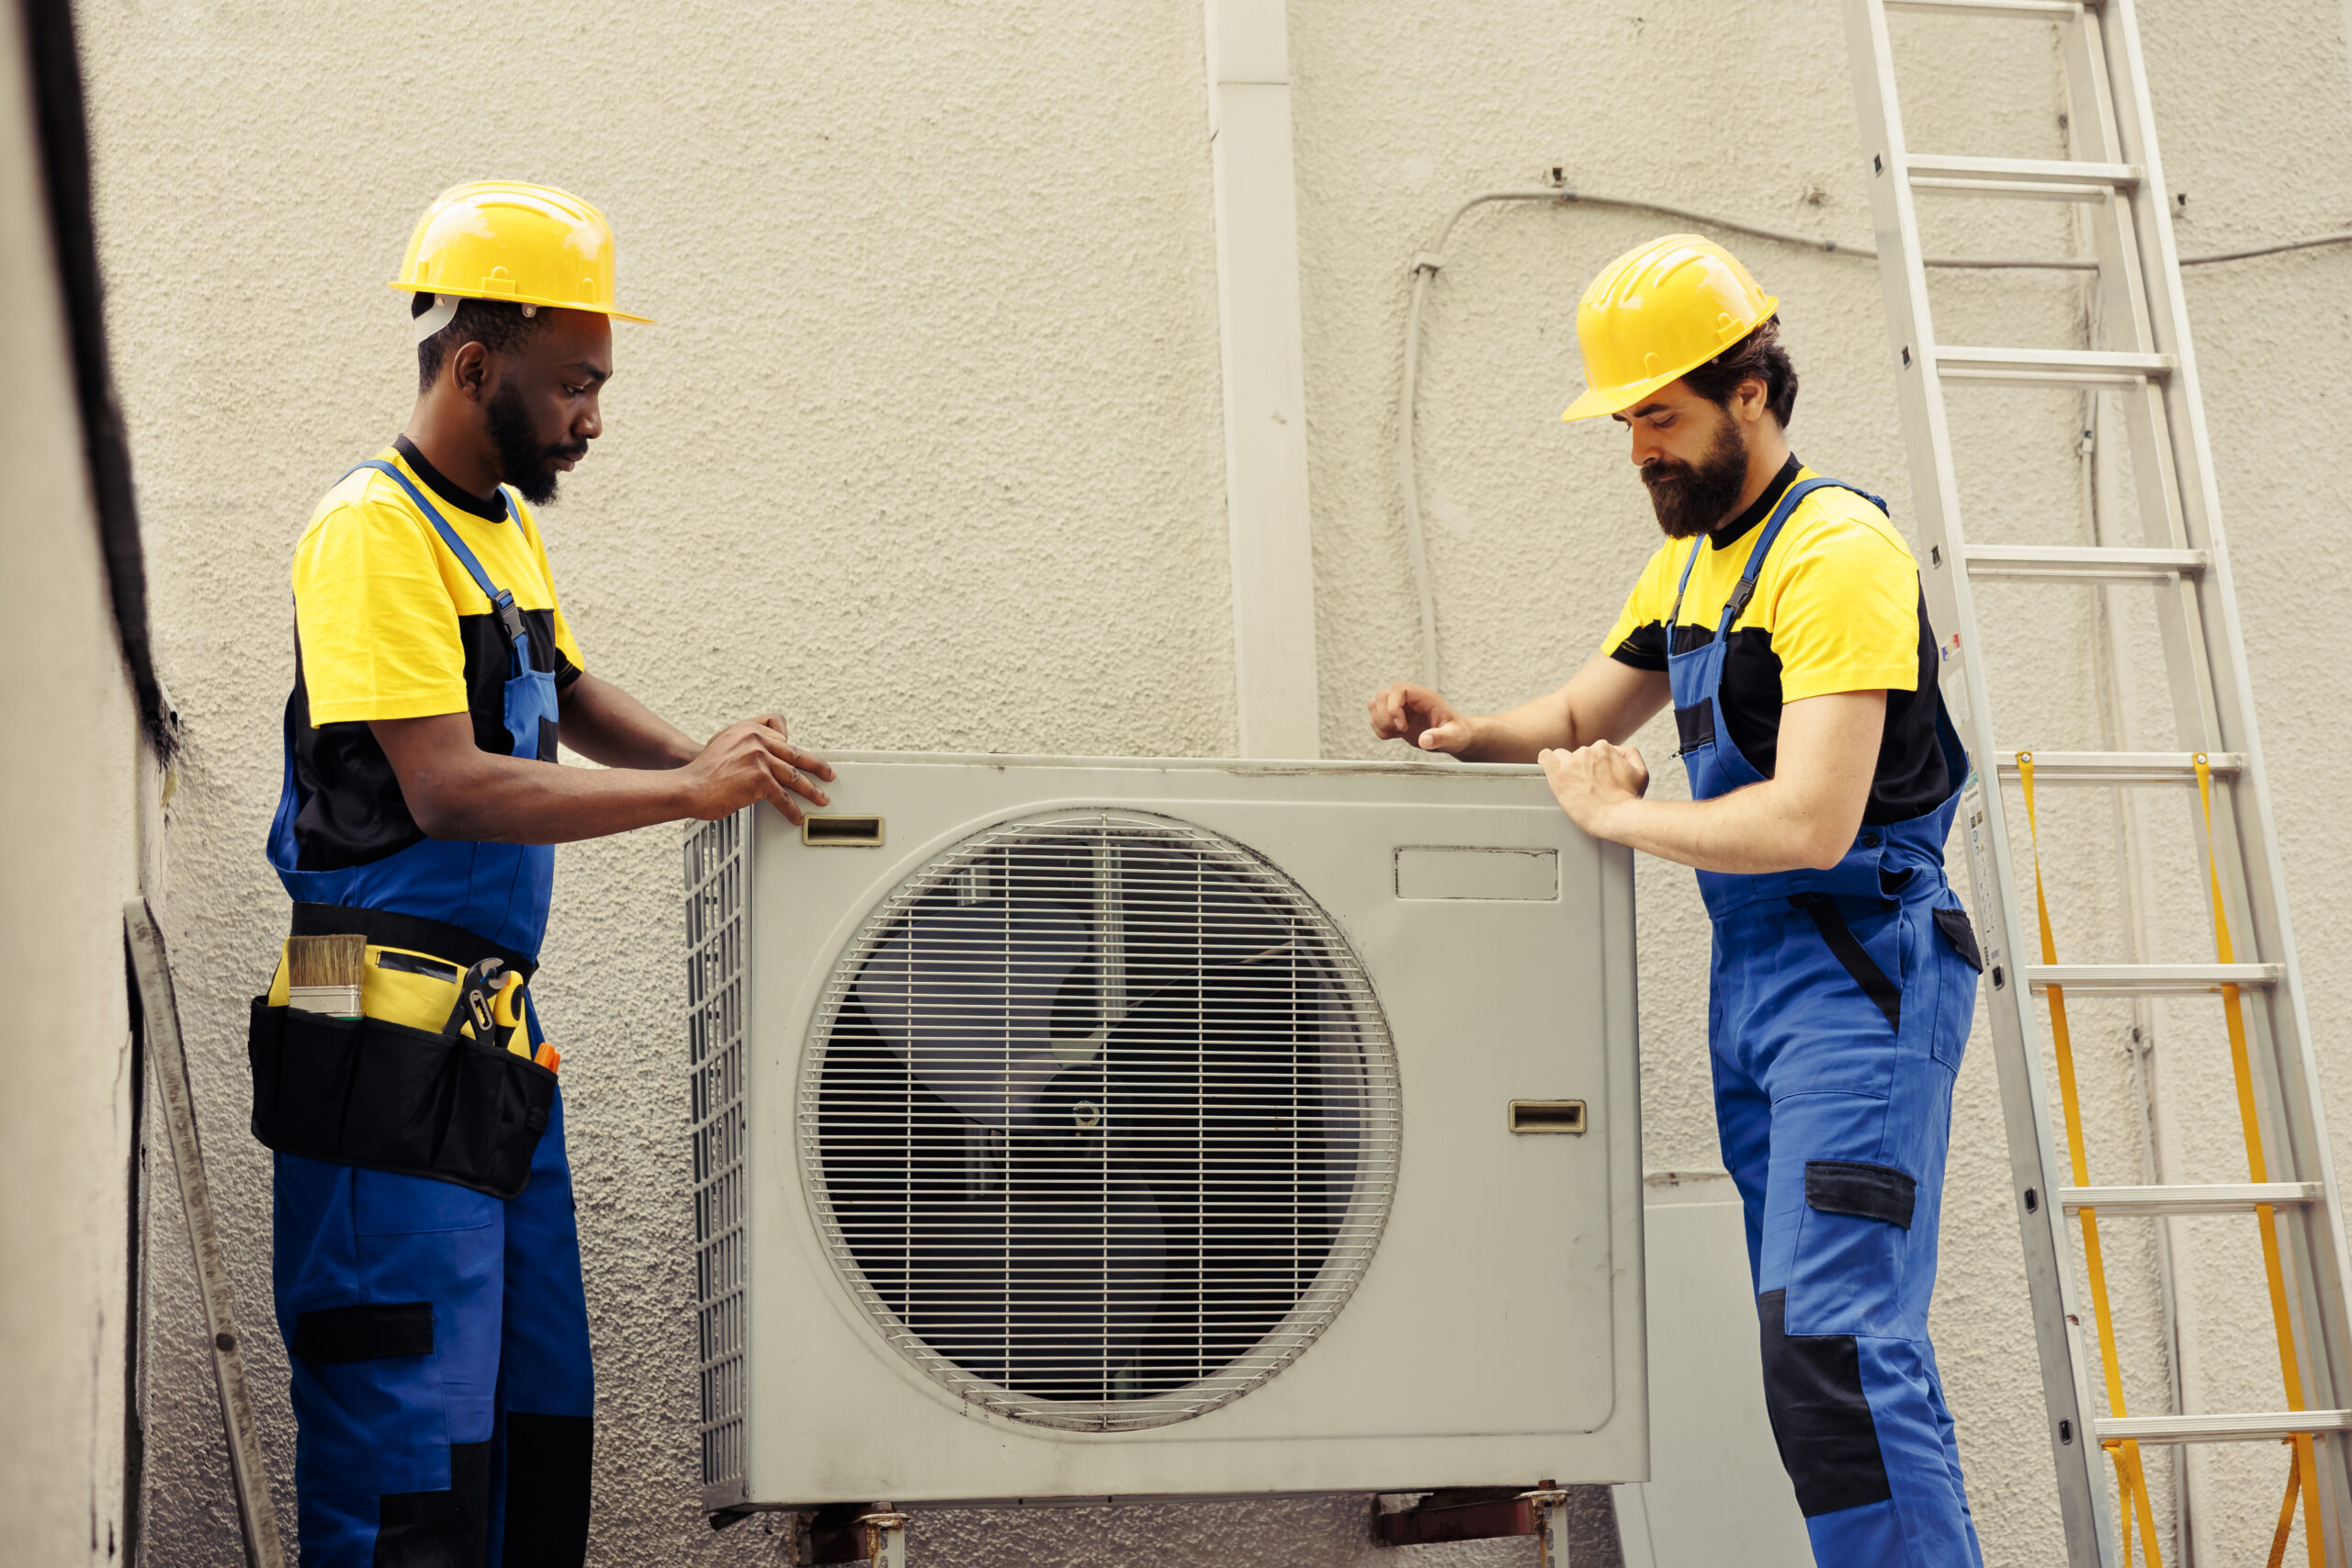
[1395,181,2352,690]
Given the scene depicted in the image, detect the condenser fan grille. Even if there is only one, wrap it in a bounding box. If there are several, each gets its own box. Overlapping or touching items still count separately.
[799,809,1399,1431]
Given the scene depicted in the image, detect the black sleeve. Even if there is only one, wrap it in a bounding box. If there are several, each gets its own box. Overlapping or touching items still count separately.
[1609,621,1668,672]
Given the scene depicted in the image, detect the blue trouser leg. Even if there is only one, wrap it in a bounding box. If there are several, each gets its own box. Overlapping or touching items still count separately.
[275,1156,503,1566]
[1712,888,1984,1568]
[275,1086,593,1568]
[486,1091,594,1568]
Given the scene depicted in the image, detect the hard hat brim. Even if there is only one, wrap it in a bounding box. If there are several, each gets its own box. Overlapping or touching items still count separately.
[389,281,654,325]
[1561,367,1688,423]
[1561,294,1779,423]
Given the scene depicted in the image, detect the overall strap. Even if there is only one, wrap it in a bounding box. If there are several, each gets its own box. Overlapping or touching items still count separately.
[1666,475,1892,641]
[346,459,530,652]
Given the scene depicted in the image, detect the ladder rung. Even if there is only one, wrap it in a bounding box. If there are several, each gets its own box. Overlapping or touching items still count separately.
[1936,345,2173,387]
[2028,963,2282,994]
[2096,1410,2352,1446]
[1907,155,2138,201]
[1886,0,2085,16]
[1963,544,2207,581]
[2062,1182,2323,1215]
[1992,750,2245,784]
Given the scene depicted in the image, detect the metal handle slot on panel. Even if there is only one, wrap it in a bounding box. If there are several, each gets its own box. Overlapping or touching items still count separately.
[1509,1100,1587,1135]
[802,816,885,847]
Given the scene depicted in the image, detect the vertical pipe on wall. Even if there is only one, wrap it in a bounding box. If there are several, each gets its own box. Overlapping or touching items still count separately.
[1203,0,1319,759]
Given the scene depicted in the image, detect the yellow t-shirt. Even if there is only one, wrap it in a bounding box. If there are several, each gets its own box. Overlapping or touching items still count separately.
[293,448,584,723]
[284,441,585,871]
[1603,461,1949,822]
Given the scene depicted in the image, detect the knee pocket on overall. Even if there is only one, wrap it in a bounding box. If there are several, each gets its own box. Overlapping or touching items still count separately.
[1758,1289,1894,1518]
[1787,1157,1919,1338]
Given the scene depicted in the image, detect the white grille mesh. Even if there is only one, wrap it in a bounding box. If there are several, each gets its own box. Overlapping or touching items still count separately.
[685,811,749,1503]
[799,809,1399,1432]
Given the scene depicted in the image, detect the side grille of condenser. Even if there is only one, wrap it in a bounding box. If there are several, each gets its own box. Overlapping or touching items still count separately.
[684,809,750,1506]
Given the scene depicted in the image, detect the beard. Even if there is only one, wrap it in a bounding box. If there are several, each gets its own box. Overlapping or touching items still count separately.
[1641,412,1750,538]
[486,379,587,506]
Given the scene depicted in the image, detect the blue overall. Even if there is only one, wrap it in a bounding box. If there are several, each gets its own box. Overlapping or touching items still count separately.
[267,461,594,1568]
[1672,479,1984,1566]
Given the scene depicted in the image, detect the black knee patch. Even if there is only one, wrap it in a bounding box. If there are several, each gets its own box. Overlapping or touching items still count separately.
[374,1439,491,1567]
[292,1302,433,1363]
[1805,1159,1917,1229]
[503,1413,594,1567]
[1757,1290,1892,1517]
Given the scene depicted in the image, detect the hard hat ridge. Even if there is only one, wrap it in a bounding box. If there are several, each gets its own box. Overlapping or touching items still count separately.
[390,179,652,324]
[1561,233,1777,423]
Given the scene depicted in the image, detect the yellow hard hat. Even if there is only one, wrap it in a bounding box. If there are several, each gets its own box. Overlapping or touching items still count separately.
[1560,234,1775,423]
[389,180,653,323]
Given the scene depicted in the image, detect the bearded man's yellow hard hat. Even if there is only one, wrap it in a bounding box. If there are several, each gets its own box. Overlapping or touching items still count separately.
[390,180,652,323]
[1561,234,1775,423]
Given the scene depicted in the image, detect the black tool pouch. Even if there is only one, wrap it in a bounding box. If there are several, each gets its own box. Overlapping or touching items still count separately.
[247,1000,555,1199]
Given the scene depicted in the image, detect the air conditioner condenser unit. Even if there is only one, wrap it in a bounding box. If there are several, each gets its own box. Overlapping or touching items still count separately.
[682,753,1644,1513]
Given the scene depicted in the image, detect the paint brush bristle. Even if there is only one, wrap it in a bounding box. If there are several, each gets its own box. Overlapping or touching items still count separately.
[287,934,366,989]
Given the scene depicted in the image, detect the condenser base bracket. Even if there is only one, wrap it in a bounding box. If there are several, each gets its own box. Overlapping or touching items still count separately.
[709,1503,909,1566]
[1374,1484,1570,1563]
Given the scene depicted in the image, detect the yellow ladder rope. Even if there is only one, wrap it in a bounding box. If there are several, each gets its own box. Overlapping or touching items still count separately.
[2196,752,2324,1568]
[2019,752,2166,1566]
[2272,1443,2305,1568]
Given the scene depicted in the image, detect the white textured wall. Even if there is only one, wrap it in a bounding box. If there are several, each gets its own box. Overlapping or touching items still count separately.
[0,6,148,1563]
[78,2,2352,1564]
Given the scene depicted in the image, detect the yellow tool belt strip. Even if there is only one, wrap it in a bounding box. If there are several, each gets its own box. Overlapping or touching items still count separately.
[267,941,532,1058]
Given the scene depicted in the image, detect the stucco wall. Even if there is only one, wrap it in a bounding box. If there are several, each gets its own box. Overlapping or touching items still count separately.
[76,2,2352,1564]
[0,6,150,1563]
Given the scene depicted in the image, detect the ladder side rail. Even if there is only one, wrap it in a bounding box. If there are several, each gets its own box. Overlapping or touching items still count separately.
[2082,2,2332,1401]
[2061,91,2207,1532]
[1843,5,2117,1562]
[2106,0,2352,1438]
[2107,0,2352,1547]
[2062,6,2226,777]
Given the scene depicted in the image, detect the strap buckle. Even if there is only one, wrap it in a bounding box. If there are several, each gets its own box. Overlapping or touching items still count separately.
[492,591,528,649]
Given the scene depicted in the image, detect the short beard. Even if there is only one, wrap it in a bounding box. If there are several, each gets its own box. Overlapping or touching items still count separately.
[1641,412,1750,539]
[485,379,585,506]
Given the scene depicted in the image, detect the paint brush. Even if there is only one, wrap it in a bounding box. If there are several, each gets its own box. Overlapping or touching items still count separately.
[287,934,365,1018]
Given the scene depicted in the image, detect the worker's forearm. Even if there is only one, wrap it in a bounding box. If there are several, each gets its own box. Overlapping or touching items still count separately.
[412,751,697,845]
[1456,691,1581,762]
[559,673,698,770]
[1594,782,1852,874]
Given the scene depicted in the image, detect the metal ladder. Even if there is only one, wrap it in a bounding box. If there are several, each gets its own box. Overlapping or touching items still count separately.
[1841,1,2352,1562]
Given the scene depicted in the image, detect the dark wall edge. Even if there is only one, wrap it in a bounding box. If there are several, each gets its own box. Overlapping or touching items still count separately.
[19,0,174,756]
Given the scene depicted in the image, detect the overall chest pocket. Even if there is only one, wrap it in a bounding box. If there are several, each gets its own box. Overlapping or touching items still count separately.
[1674,697,1718,757]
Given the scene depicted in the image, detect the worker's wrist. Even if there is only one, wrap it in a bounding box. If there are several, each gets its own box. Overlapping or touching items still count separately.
[1592,794,1645,846]
[652,764,702,821]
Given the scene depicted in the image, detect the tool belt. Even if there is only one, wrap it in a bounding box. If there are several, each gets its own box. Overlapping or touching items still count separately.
[247,903,557,1199]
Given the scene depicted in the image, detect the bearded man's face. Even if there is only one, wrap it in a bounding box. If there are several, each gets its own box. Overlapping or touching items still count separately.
[1637,398,1750,539]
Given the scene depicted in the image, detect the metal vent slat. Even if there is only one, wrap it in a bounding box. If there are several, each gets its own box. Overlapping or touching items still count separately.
[799,808,1399,1433]
[684,812,750,1505]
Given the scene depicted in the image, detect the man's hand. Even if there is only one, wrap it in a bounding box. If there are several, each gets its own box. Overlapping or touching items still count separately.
[677,716,836,826]
[1538,740,1651,839]
[1366,682,1479,755]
